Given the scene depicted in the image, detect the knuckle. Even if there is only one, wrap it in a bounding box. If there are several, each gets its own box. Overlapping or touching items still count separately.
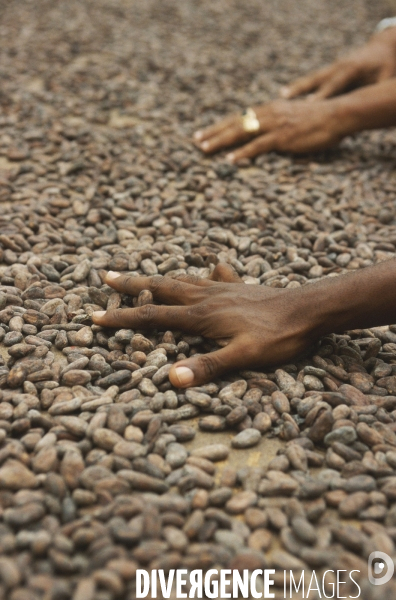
[204,285,220,298]
[136,303,156,325]
[214,263,232,280]
[185,304,209,332]
[199,353,220,378]
[118,274,134,289]
[171,279,194,300]
[170,280,183,293]
[148,275,163,294]
[184,274,201,284]
[188,304,204,319]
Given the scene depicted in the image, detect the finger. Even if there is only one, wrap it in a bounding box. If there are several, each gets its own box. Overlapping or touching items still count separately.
[172,273,215,287]
[193,114,238,143]
[104,271,199,305]
[169,337,254,388]
[280,68,330,99]
[209,263,242,283]
[309,70,356,100]
[378,64,396,82]
[199,121,248,154]
[227,133,277,162]
[92,305,194,331]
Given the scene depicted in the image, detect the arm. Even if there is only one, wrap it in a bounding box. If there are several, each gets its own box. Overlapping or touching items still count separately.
[305,258,396,336]
[336,78,396,133]
[92,260,396,388]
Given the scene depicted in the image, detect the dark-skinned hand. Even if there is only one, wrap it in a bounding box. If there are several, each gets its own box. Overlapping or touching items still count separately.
[92,259,396,388]
[92,264,316,388]
[194,98,348,162]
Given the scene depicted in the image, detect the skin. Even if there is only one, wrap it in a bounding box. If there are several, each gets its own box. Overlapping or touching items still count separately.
[193,27,396,161]
[92,33,396,387]
[280,27,396,100]
[92,260,396,388]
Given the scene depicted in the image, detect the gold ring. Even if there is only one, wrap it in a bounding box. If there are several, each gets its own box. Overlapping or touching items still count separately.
[241,108,260,133]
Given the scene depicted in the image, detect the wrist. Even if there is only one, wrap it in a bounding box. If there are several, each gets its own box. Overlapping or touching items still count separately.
[279,281,343,346]
[328,95,363,138]
[297,273,367,340]
[332,79,396,133]
[297,259,396,340]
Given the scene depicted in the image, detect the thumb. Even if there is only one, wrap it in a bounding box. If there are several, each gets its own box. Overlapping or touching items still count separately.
[169,339,250,388]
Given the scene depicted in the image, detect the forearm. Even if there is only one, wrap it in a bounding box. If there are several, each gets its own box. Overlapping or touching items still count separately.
[302,259,396,337]
[371,25,396,51]
[336,78,396,133]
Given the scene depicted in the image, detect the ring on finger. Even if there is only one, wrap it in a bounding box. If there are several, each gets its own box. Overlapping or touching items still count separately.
[241,108,260,133]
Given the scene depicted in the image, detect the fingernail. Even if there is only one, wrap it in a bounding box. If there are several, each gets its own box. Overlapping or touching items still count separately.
[92,311,106,319]
[194,131,203,140]
[201,141,209,150]
[174,366,194,386]
[280,86,290,98]
[226,153,235,163]
[107,271,121,280]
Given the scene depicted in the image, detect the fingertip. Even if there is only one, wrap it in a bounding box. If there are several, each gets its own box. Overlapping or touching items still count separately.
[169,364,195,388]
[226,152,235,163]
[92,310,106,324]
[194,130,203,141]
[200,141,210,151]
[280,86,291,98]
[106,271,121,281]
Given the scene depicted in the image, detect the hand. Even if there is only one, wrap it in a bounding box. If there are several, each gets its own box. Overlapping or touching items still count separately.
[92,265,316,388]
[280,28,396,100]
[92,260,396,387]
[194,98,351,161]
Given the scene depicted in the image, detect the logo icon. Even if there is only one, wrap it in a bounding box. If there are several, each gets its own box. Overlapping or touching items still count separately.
[368,552,394,586]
